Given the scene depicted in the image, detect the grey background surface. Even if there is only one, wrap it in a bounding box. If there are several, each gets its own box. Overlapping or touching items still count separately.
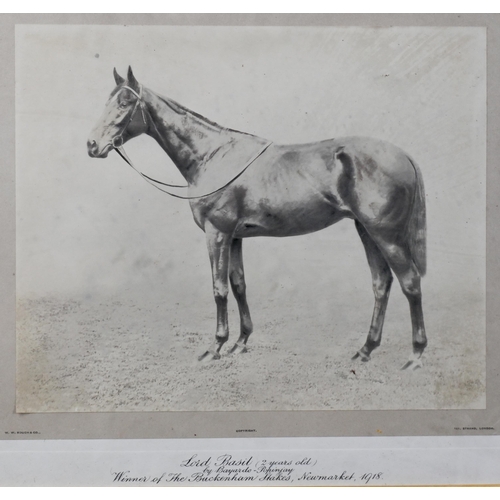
[17,25,485,299]
[2,13,499,438]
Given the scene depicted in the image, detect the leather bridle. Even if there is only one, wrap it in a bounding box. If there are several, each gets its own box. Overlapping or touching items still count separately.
[111,85,148,149]
[109,84,273,200]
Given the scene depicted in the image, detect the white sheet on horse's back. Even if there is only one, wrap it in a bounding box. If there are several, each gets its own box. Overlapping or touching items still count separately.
[189,133,271,198]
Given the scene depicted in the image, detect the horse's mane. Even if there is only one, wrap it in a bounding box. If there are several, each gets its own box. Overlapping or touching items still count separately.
[155,92,258,139]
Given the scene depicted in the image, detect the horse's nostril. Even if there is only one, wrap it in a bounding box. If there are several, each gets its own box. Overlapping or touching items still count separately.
[87,139,99,157]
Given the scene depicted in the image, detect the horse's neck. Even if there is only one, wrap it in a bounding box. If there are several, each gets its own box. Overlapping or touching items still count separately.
[144,90,238,183]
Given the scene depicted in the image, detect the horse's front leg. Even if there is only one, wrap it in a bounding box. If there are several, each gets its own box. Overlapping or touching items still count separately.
[228,238,253,355]
[198,222,232,361]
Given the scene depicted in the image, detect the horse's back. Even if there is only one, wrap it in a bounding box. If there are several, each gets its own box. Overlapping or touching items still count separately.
[333,136,416,184]
[252,136,416,186]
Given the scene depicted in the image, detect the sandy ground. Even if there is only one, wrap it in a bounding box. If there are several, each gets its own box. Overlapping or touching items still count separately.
[16,277,485,413]
[15,25,486,414]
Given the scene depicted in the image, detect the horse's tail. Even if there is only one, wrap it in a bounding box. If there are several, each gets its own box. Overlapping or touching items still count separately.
[406,157,427,277]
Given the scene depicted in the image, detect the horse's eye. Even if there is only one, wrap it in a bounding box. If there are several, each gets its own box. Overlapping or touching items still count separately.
[119,101,129,109]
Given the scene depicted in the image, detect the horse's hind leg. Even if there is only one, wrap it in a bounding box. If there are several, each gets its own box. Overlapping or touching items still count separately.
[371,235,427,370]
[352,221,393,362]
[198,222,231,361]
[228,238,253,355]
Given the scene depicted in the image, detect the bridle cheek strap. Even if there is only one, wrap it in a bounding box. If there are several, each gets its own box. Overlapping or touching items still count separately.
[110,85,147,150]
[121,85,147,125]
[110,83,190,190]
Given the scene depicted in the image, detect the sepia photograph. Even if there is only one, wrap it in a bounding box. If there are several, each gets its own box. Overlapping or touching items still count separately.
[15,24,486,415]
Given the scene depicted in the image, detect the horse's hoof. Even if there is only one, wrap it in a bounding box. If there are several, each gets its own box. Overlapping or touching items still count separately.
[352,350,370,362]
[229,343,248,355]
[401,359,422,370]
[401,353,423,370]
[198,350,221,362]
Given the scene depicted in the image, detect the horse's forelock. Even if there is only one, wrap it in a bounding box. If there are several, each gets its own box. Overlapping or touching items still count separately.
[106,85,136,105]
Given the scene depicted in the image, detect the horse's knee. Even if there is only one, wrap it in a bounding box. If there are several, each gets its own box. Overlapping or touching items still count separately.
[372,273,393,300]
[231,281,246,298]
[400,274,421,300]
[213,282,229,304]
[229,270,246,297]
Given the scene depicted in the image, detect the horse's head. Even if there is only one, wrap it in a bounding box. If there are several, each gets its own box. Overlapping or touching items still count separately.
[87,66,148,158]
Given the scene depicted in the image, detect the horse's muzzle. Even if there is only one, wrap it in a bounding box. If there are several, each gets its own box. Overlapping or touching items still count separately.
[87,139,109,158]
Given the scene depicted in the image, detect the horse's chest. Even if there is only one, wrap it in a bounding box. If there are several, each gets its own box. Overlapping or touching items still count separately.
[190,198,240,234]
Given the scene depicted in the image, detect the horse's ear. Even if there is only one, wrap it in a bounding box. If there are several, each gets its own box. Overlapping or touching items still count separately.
[127,66,140,91]
[113,68,125,85]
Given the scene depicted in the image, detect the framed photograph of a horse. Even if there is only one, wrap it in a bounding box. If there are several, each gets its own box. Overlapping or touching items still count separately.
[4,16,498,443]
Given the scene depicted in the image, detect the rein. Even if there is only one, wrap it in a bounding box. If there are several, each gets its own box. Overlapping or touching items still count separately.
[115,141,273,200]
[111,84,273,200]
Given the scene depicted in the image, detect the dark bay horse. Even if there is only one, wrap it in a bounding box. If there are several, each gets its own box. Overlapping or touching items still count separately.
[87,67,427,369]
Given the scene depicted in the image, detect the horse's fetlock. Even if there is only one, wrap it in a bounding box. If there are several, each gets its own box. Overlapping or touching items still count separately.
[413,337,427,350]
[215,332,229,344]
[242,320,253,336]
[365,337,381,351]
